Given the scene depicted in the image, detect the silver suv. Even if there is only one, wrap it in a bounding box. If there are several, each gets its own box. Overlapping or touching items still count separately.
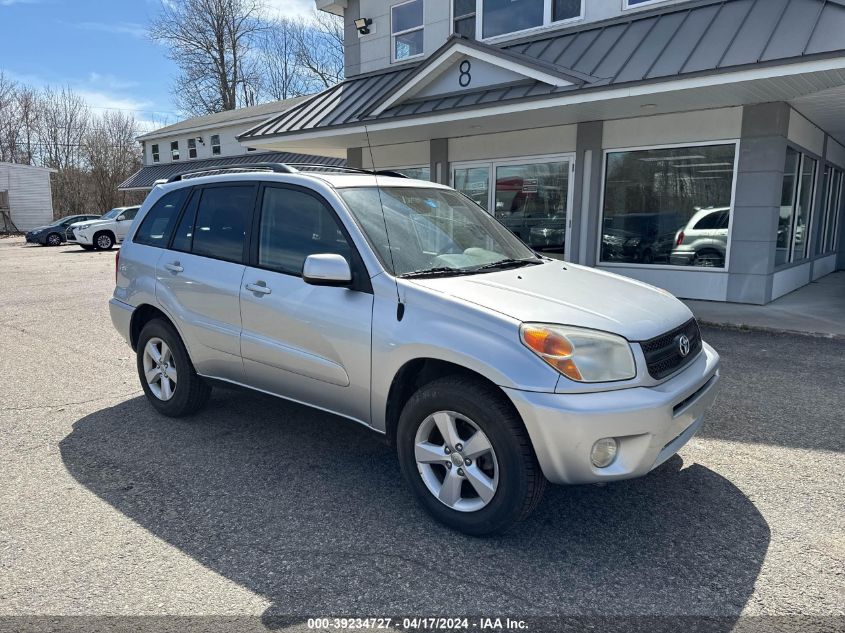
[110,164,721,535]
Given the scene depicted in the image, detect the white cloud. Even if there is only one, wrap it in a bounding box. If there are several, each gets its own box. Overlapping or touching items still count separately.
[75,21,147,38]
[263,0,317,20]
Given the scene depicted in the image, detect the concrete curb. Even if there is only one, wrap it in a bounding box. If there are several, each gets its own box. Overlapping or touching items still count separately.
[698,320,845,340]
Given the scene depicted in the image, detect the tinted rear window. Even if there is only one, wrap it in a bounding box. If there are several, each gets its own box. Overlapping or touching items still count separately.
[134,190,189,247]
[190,186,254,263]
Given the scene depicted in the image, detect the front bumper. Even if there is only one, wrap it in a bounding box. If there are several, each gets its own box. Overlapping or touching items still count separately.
[109,298,134,346]
[503,342,720,485]
[73,232,94,246]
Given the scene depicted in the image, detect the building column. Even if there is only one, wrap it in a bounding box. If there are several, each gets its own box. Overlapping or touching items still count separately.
[572,121,603,266]
[430,139,449,185]
[726,102,790,305]
[347,147,363,169]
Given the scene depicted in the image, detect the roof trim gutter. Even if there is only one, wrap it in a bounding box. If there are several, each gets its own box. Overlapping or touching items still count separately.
[242,54,845,145]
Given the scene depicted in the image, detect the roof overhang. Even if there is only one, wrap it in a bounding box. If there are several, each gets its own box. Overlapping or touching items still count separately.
[369,37,593,117]
[243,55,845,154]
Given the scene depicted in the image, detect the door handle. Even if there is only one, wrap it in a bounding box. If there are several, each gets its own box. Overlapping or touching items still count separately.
[164,261,183,273]
[245,281,271,295]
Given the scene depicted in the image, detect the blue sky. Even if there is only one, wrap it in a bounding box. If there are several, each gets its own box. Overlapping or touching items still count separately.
[0,0,313,130]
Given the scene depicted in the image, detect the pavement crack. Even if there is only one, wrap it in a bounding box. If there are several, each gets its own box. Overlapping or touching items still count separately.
[1,390,142,412]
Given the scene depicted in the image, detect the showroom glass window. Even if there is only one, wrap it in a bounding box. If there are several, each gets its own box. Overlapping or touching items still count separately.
[820,166,843,254]
[777,148,817,265]
[392,0,424,61]
[600,144,736,268]
[396,166,431,181]
[494,160,569,258]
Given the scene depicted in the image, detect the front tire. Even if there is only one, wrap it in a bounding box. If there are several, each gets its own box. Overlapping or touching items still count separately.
[136,318,211,417]
[397,376,546,536]
[94,232,114,250]
[46,233,62,246]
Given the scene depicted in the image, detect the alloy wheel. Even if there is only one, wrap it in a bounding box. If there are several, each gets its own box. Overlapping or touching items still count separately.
[47,234,61,246]
[142,337,178,401]
[96,234,113,249]
[414,410,499,513]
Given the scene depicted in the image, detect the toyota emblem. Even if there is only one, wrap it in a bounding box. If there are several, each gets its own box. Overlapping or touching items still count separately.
[678,334,691,358]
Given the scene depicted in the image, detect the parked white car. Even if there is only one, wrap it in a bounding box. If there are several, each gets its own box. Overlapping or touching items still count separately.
[70,205,140,250]
[669,207,730,267]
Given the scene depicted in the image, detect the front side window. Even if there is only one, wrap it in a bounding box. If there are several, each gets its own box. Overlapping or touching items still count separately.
[134,190,190,247]
[189,186,254,263]
[339,186,536,276]
[188,138,197,159]
[211,134,221,156]
[258,187,353,276]
[151,144,160,163]
[392,0,424,61]
[121,207,139,221]
[600,144,736,269]
[171,141,180,161]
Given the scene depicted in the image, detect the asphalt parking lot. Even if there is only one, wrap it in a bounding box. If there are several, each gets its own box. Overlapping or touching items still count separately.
[0,236,843,632]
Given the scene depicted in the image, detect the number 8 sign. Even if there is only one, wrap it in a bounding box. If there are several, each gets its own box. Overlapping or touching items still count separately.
[459,60,472,87]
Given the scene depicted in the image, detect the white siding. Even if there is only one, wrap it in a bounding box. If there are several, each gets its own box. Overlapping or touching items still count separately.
[144,121,264,166]
[0,163,54,231]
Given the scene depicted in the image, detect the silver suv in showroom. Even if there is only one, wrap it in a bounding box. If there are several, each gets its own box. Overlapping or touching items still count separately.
[110,164,721,535]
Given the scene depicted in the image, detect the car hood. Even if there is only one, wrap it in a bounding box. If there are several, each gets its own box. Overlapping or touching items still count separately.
[74,219,109,230]
[405,261,693,341]
[28,225,52,233]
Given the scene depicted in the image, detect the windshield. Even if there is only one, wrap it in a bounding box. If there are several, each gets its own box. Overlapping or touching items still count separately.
[339,187,537,277]
[99,208,122,221]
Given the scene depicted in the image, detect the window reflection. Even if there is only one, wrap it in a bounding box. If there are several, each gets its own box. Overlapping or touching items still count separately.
[494,161,569,258]
[453,166,490,211]
[778,149,817,265]
[601,144,736,268]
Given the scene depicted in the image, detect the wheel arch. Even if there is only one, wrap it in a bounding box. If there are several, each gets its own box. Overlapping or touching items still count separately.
[93,228,116,243]
[130,303,179,352]
[383,358,525,448]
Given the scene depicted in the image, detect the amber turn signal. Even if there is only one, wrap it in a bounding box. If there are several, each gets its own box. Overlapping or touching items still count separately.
[521,326,584,381]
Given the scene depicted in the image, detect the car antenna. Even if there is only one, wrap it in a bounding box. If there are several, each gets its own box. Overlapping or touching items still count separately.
[364,123,404,321]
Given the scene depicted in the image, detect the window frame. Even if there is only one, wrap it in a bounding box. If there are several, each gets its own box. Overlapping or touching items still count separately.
[188,138,198,159]
[170,140,180,161]
[132,189,191,248]
[623,0,669,10]
[779,148,818,266]
[248,183,373,293]
[821,166,843,255]
[211,134,221,156]
[597,139,740,273]
[391,0,425,63]
[165,183,259,265]
[151,144,160,163]
[451,0,584,43]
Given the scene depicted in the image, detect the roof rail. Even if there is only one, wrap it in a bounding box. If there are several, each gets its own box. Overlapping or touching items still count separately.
[165,162,297,183]
[164,161,409,184]
[285,163,409,178]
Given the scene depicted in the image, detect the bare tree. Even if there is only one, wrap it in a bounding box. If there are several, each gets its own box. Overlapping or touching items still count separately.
[293,10,344,90]
[258,17,310,100]
[38,86,90,215]
[150,0,264,115]
[0,73,39,165]
[84,111,142,213]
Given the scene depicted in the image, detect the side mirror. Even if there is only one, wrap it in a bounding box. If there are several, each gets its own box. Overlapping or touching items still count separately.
[302,253,352,287]
[117,215,126,222]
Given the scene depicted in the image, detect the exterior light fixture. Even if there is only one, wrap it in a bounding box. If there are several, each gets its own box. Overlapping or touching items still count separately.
[196,136,205,144]
[354,17,372,35]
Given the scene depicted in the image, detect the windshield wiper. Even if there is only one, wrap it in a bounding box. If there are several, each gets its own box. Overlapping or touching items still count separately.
[472,258,543,272]
[399,267,477,279]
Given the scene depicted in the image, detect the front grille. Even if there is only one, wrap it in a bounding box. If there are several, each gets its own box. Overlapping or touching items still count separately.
[640,318,702,380]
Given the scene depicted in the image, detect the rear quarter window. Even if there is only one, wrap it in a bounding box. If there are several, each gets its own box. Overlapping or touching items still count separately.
[133,189,190,247]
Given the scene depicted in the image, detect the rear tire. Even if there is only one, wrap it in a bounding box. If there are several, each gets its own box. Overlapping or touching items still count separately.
[94,231,114,250]
[136,318,211,417]
[397,375,546,536]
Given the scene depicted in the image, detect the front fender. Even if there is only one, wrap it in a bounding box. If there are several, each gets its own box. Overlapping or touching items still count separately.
[369,278,559,432]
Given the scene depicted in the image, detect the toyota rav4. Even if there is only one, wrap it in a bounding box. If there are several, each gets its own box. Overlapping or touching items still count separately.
[110,164,720,535]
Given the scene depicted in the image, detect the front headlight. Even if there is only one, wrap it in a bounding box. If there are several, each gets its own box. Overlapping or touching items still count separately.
[520,324,636,383]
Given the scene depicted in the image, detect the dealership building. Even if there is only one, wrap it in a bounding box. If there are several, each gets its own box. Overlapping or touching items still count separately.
[239,0,845,304]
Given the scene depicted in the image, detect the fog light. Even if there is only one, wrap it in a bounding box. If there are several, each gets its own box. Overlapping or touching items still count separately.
[590,438,618,468]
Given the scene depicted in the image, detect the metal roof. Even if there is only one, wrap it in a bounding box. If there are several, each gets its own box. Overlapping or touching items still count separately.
[118,152,346,190]
[136,96,311,141]
[241,0,845,141]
